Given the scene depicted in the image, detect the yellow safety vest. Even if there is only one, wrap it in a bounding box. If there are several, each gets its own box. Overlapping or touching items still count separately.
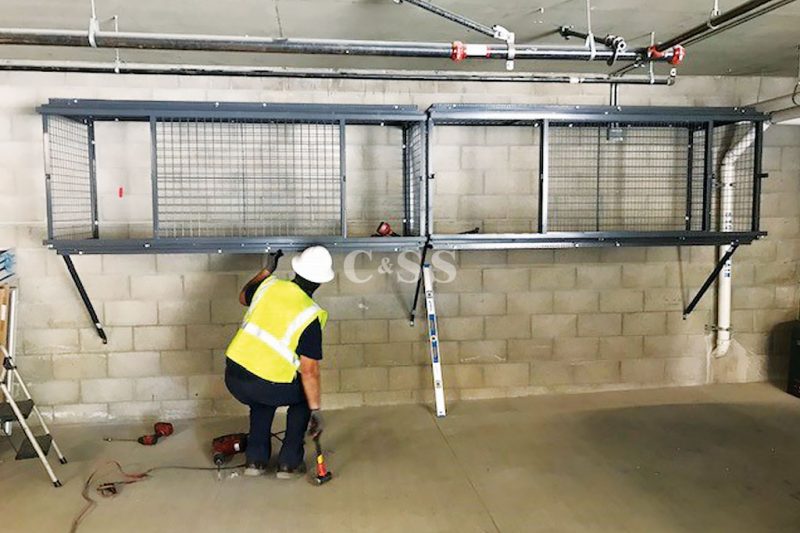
[226,278,328,383]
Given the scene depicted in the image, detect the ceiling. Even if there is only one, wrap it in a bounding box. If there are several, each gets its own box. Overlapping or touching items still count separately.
[0,0,798,76]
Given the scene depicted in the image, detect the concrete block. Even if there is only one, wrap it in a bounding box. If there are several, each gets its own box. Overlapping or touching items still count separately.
[212,398,249,416]
[622,264,666,288]
[483,268,529,292]
[156,254,209,273]
[363,391,414,406]
[483,363,529,387]
[14,355,54,382]
[29,380,80,405]
[105,300,158,326]
[134,326,186,351]
[108,351,160,378]
[77,327,132,354]
[108,401,160,420]
[435,316,482,341]
[775,285,800,309]
[50,353,107,379]
[531,314,577,338]
[530,267,576,289]
[623,312,667,336]
[183,273,238,299]
[161,399,215,419]
[135,376,188,401]
[81,378,134,403]
[22,328,80,355]
[507,291,553,315]
[340,320,388,343]
[436,269,482,293]
[159,301,212,325]
[507,250,554,265]
[576,265,621,288]
[644,335,703,358]
[485,315,530,340]
[754,263,797,285]
[53,404,108,424]
[600,290,644,313]
[553,290,599,313]
[572,361,620,385]
[667,311,713,335]
[458,340,507,363]
[460,292,507,316]
[388,319,427,343]
[554,337,599,361]
[324,392,365,410]
[320,344,365,369]
[341,367,389,392]
[462,145,508,170]
[82,275,131,301]
[186,324,235,350]
[363,342,413,366]
[600,248,647,263]
[644,289,684,312]
[103,255,156,274]
[665,357,705,385]
[188,374,228,399]
[621,359,666,384]
[578,314,622,337]
[507,338,552,361]
[444,365,485,388]
[530,361,572,386]
[211,299,246,324]
[435,170,484,195]
[160,350,214,375]
[554,249,600,264]
[732,287,775,310]
[131,275,183,300]
[599,337,644,359]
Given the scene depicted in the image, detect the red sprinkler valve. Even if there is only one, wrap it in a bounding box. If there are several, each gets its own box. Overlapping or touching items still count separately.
[648,44,686,66]
[451,41,468,62]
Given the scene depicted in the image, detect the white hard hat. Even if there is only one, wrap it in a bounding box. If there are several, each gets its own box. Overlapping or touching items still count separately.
[291,246,335,283]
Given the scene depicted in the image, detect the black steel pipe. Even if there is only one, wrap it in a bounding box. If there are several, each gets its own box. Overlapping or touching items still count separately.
[62,255,107,344]
[0,28,667,64]
[681,0,797,47]
[656,0,777,51]
[398,0,496,37]
[683,242,740,317]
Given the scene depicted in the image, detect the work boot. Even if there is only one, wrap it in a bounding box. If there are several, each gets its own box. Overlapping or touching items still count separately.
[276,462,307,480]
[243,462,268,477]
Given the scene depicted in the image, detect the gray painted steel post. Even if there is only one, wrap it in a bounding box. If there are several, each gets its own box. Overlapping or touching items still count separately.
[41,116,54,240]
[339,120,347,238]
[752,122,764,232]
[686,128,694,231]
[538,119,549,233]
[87,120,99,238]
[702,121,714,231]
[149,117,160,237]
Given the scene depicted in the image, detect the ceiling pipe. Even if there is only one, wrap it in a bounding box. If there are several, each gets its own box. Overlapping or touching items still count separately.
[611,0,794,77]
[0,59,676,85]
[0,28,680,65]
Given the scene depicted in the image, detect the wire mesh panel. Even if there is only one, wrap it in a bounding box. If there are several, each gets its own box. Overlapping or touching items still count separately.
[43,116,94,239]
[154,119,342,238]
[404,122,426,236]
[712,122,756,233]
[548,124,694,232]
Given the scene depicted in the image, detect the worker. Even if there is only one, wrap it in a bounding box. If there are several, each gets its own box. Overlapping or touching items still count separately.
[224,246,334,479]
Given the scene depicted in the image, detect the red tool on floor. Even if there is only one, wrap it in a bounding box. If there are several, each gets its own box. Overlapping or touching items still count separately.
[104,422,174,446]
[313,434,332,485]
[212,433,248,466]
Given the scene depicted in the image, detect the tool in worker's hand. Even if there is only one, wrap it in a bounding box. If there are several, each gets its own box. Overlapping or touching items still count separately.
[104,422,174,446]
[212,433,248,466]
[373,221,398,237]
[265,249,284,272]
[313,435,332,485]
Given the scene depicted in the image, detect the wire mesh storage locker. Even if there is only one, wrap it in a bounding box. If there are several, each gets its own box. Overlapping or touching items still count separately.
[38,100,428,254]
[426,104,768,249]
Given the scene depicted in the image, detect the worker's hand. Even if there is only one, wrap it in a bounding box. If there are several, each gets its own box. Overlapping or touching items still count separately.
[308,409,323,439]
[265,249,284,273]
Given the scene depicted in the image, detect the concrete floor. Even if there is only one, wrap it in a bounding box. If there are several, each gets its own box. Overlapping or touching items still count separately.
[2,383,800,532]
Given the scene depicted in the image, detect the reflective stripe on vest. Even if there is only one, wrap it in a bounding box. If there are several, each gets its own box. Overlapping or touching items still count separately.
[242,321,299,368]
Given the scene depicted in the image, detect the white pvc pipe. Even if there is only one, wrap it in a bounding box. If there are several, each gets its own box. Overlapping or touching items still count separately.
[715,122,767,359]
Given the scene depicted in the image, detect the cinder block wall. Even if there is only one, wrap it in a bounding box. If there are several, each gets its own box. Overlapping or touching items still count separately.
[1,72,798,423]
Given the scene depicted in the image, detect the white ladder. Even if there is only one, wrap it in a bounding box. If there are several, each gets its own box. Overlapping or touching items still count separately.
[422,264,446,417]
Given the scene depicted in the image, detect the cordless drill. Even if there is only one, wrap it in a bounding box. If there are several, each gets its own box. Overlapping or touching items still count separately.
[212,433,248,466]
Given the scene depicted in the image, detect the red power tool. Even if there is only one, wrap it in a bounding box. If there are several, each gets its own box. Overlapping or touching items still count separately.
[104,422,174,446]
[212,433,248,466]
